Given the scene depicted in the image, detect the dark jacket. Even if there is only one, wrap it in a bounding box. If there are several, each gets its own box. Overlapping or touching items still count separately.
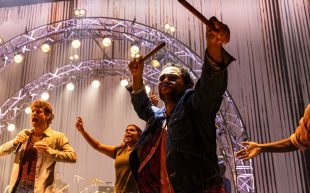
[129,49,234,193]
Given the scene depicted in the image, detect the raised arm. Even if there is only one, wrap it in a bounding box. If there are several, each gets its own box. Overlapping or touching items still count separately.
[128,56,145,92]
[75,117,116,159]
[128,57,156,122]
[236,138,298,161]
[192,17,235,119]
[206,17,230,63]
[150,91,159,107]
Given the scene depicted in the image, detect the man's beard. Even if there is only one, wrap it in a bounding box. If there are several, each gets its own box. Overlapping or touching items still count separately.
[159,87,185,104]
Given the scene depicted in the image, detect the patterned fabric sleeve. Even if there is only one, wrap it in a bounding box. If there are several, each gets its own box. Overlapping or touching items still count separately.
[290,104,310,151]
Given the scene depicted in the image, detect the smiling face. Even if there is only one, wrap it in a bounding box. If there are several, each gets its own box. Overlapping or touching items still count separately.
[123,125,141,145]
[158,66,186,103]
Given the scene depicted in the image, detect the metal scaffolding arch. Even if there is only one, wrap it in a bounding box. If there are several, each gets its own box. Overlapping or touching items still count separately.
[0,17,202,77]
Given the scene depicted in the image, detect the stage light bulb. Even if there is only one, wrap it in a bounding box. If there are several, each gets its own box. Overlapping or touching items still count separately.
[164,24,171,30]
[41,43,51,53]
[0,37,4,44]
[66,83,75,91]
[169,26,176,33]
[69,56,74,60]
[72,39,81,49]
[151,60,160,68]
[130,45,140,54]
[74,10,80,16]
[7,124,16,132]
[131,53,141,58]
[92,80,100,88]
[74,9,86,17]
[25,107,32,114]
[79,9,86,15]
[14,54,24,63]
[102,37,112,47]
[73,54,79,60]
[120,79,129,87]
[41,92,50,100]
[145,85,151,94]
[73,54,79,59]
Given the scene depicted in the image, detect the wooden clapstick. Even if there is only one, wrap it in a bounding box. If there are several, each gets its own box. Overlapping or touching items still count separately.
[178,0,235,59]
[141,42,166,62]
[178,0,214,31]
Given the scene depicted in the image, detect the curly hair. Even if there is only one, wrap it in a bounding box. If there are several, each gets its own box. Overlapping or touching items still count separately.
[30,100,55,125]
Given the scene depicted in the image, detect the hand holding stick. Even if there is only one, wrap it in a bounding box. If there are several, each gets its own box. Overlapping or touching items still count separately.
[129,41,166,73]
[178,0,234,61]
[128,42,166,91]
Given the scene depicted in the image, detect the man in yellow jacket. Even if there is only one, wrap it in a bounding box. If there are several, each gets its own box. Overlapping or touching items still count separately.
[0,99,77,193]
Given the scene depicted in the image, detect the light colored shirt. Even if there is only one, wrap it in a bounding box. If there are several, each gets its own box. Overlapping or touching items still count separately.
[0,127,77,193]
[290,104,310,151]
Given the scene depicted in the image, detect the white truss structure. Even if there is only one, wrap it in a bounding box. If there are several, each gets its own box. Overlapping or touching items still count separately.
[0,17,254,192]
[0,17,202,76]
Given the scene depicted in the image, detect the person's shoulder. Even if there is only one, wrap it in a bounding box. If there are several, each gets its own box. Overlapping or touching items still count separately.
[46,128,67,137]
[305,104,310,115]
[115,146,127,154]
[185,89,194,95]
[179,89,194,103]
